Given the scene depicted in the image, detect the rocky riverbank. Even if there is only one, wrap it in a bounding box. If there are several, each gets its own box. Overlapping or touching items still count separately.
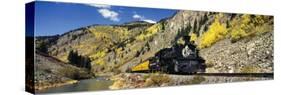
[34,75,78,90]
[109,73,273,90]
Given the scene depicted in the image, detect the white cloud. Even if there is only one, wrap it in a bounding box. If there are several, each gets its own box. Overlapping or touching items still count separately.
[87,3,120,22]
[132,13,156,23]
[98,9,120,22]
[143,19,156,23]
[87,3,111,9]
[133,14,144,19]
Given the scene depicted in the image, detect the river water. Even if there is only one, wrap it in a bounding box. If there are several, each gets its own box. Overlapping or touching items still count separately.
[37,77,113,94]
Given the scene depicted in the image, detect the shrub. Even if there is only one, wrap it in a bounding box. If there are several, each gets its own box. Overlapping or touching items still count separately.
[240,65,258,73]
[198,14,228,49]
[94,58,105,65]
[197,14,272,48]
[36,41,48,53]
[90,51,106,60]
[176,37,185,45]
[115,47,123,57]
[190,32,198,42]
[229,14,273,42]
[136,23,162,41]
[229,14,252,41]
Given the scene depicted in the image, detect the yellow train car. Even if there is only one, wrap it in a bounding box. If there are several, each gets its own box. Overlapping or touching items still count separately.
[131,60,150,72]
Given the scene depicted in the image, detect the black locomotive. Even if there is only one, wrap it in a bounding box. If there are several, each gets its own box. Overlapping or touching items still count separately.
[131,36,206,74]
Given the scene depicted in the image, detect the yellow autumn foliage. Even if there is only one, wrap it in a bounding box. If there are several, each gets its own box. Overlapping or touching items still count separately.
[177,37,185,45]
[229,14,272,42]
[136,23,162,41]
[190,32,198,42]
[198,14,272,49]
[198,15,227,49]
[95,58,105,65]
[88,26,129,41]
[115,47,123,57]
[90,51,106,60]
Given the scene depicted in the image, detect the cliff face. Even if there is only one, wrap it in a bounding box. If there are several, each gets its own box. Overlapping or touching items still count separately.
[36,10,273,74]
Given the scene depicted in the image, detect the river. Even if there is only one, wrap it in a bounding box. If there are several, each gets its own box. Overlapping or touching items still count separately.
[37,77,113,94]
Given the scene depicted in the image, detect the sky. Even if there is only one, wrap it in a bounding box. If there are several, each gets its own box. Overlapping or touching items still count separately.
[34,1,177,36]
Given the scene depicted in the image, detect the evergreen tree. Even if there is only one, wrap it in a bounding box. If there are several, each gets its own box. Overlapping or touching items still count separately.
[67,50,92,70]
[67,50,75,65]
[37,42,48,53]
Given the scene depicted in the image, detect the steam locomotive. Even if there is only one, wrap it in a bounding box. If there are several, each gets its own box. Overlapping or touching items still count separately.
[131,36,206,74]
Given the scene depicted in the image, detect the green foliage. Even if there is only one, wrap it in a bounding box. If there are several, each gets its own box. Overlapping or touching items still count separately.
[68,50,92,70]
[36,41,48,53]
[198,14,228,49]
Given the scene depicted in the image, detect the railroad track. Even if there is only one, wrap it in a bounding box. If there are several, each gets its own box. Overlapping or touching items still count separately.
[131,72,274,78]
[172,73,274,78]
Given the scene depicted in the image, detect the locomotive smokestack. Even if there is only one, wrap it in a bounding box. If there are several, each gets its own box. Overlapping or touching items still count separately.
[183,35,191,45]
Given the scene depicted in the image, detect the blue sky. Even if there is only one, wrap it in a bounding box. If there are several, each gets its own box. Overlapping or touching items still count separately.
[34,1,177,36]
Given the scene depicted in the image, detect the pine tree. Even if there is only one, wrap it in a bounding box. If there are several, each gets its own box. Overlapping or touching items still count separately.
[37,42,48,53]
[67,50,92,70]
[67,50,75,65]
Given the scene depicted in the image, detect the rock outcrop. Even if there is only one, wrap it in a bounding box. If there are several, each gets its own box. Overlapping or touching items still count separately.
[200,32,273,73]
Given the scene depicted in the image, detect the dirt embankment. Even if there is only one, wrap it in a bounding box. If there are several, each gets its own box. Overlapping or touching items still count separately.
[31,52,93,91]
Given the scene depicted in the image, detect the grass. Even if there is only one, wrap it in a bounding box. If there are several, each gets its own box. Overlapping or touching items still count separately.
[240,65,259,73]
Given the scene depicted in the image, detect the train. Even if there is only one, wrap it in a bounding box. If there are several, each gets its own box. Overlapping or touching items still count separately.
[131,36,206,74]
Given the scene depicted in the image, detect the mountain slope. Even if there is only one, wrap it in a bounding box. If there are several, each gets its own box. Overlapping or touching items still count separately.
[36,10,273,74]
[200,32,273,73]
[34,52,92,90]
